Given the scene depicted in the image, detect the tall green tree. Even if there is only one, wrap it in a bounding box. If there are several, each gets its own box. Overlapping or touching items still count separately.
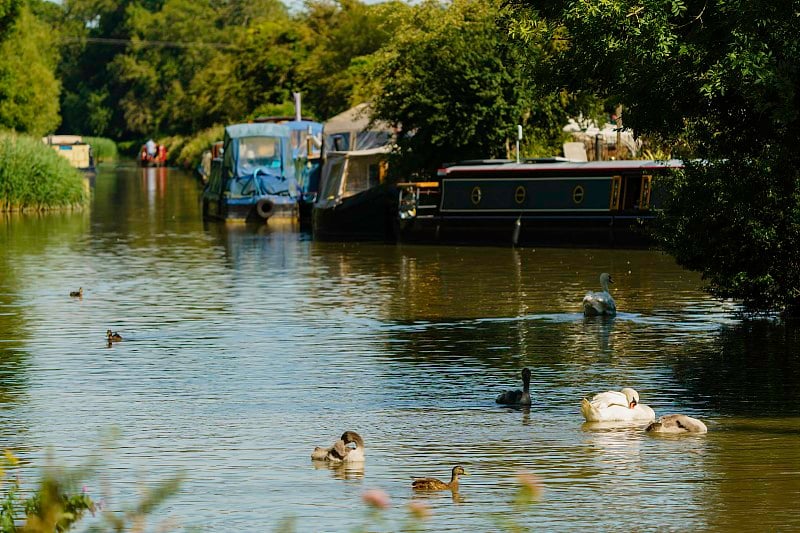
[298,0,407,120]
[0,2,61,136]
[515,0,800,314]
[367,0,575,178]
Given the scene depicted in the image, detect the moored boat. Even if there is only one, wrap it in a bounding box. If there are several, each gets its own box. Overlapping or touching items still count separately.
[396,159,683,247]
[312,104,396,241]
[201,122,299,223]
[42,135,96,181]
[312,146,395,241]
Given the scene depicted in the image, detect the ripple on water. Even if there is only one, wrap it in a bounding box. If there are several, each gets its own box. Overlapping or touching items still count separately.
[0,167,798,531]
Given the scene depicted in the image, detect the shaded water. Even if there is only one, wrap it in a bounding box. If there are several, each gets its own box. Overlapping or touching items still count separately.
[1,165,799,531]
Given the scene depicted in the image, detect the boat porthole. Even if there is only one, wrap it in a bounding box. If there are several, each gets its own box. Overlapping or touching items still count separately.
[514,185,526,204]
[471,186,482,205]
[572,185,585,205]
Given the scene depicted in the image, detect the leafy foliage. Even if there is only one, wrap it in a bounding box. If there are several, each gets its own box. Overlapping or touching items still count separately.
[0,4,61,136]
[514,0,800,314]
[368,0,577,178]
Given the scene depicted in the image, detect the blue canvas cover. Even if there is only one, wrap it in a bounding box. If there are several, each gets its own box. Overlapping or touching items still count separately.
[222,123,299,199]
[282,120,323,195]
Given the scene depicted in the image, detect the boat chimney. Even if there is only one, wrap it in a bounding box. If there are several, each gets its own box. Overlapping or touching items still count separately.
[516,125,523,164]
[293,92,302,122]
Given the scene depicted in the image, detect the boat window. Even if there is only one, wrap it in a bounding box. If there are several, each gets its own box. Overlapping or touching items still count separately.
[325,133,351,152]
[343,156,382,196]
[609,176,622,210]
[238,136,282,176]
[621,174,643,210]
[639,175,653,209]
[320,155,346,200]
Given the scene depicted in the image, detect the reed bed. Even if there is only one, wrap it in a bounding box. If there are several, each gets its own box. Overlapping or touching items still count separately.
[0,134,89,212]
[84,136,118,162]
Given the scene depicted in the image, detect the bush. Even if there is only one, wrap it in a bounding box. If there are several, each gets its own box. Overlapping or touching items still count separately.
[82,136,117,162]
[0,133,89,212]
[174,125,224,169]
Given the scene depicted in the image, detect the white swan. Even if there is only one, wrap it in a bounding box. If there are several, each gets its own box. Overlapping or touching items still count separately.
[580,388,655,422]
[311,431,365,462]
[496,367,532,405]
[583,273,617,316]
[646,414,707,434]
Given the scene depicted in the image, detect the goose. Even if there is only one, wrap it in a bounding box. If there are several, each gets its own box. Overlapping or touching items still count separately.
[582,273,616,316]
[69,287,83,298]
[646,414,707,434]
[311,431,364,462]
[496,367,532,405]
[106,330,123,342]
[580,388,655,422]
[412,465,468,491]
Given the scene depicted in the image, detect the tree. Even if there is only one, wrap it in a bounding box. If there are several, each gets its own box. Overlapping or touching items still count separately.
[298,0,407,120]
[515,0,800,315]
[0,3,61,136]
[367,0,575,178]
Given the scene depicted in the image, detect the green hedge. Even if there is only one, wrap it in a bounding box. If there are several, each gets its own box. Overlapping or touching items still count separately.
[0,134,89,212]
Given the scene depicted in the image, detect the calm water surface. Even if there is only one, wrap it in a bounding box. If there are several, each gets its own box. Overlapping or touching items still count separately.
[1,165,799,531]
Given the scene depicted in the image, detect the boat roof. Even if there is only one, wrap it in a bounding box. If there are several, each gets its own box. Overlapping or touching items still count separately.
[42,135,85,145]
[439,159,684,174]
[325,146,393,158]
[323,103,392,135]
[225,122,290,139]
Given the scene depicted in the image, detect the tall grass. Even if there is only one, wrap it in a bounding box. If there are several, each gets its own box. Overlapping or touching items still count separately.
[83,136,118,162]
[0,134,89,212]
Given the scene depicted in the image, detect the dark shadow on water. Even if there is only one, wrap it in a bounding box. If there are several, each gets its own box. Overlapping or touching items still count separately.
[672,319,800,417]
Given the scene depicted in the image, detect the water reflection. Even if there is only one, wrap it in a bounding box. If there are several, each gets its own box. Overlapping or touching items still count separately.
[312,461,365,481]
[0,165,799,531]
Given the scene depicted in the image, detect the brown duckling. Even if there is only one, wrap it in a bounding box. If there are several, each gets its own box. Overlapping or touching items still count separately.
[106,330,123,342]
[311,431,365,462]
[412,465,468,491]
[69,287,83,298]
[496,367,532,405]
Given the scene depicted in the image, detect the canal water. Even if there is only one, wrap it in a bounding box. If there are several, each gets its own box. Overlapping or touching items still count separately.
[1,164,799,531]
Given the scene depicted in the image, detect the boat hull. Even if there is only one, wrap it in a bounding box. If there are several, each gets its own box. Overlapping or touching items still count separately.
[395,159,681,248]
[312,184,397,241]
[202,195,298,223]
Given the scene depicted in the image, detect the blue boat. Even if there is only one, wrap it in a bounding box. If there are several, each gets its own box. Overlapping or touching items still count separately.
[202,123,299,222]
[283,119,323,224]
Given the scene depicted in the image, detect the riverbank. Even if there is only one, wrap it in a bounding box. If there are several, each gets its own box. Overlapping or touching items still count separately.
[0,134,89,212]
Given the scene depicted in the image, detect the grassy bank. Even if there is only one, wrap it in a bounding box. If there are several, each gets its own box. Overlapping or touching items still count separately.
[0,134,89,212]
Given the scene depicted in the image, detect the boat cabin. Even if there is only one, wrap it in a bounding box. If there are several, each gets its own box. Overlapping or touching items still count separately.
[397,159,683,247]
[202,123,298,222]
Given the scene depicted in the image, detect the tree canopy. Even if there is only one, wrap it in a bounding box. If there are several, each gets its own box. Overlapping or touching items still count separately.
[511,0,800,314]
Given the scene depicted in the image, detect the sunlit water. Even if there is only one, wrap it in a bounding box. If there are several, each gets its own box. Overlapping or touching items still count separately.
[1,164,799,531]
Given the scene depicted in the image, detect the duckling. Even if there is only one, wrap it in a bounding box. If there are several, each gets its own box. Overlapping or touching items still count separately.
[646,414,707,434]
[496,367,532,405]
[106,330,123,342]
[69,287,83,298]
[311,431,365,462]
[412,465,468,491]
